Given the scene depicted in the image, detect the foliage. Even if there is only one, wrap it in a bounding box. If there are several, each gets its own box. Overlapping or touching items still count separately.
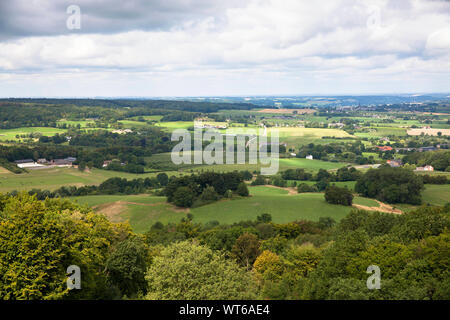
[324,185,353,206]
[145,241,258,299]
[231,233,261,269]
[165,172,244,207]
[355,167,424,204]
[0,193,130,300]
[105,237,149,298]
[236,182,250,197]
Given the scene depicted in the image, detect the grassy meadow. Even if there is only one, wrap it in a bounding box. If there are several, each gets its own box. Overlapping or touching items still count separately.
[0,167,180,193]
[68,186,384,233]
[0,127,67,141]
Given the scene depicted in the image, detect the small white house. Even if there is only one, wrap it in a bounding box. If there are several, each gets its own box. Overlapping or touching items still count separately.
[306,155,313,160]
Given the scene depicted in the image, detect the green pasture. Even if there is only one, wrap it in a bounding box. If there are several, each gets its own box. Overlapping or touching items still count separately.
[70,186,361,232]
[0,167,180,193]
[0,127,67,141]
[155,121,194,131]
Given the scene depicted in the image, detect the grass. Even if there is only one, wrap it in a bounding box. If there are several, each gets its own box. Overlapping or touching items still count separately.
[151,149,348,173]
[128,115,164,121]
[117,120,149,128]
[0,167,180,193]
[69,194,183,233]
[374,184,450,212]
[69,194,160,207]
[155,121,194,131]
[56,120,96,128]
[0,127,67,141]
[188,158,347,174]
[353,197,380,207]
[225,126,354,139]
[66,186,365,233]
[291,180,356,189]
[190,186,355,224]
[278,158,347,171]
[362,152,382,160]
[421,184,450,206]
[354,126,407,138]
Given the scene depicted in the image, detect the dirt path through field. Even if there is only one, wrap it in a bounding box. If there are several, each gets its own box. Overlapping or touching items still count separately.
[263,184,298,195]
[353,200,403,214]
[260,185,403,214]
[93,199,190,222]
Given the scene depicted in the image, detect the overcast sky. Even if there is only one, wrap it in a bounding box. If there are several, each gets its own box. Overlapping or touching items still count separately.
[0,0,449,97]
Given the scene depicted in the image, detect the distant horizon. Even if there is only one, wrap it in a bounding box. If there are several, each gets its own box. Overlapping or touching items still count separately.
[1,92,449,99]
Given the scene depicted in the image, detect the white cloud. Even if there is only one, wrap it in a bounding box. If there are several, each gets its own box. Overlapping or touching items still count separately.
[0,0,449,96]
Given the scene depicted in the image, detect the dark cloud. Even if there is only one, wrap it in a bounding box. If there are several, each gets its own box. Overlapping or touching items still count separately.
[0,0,246,40]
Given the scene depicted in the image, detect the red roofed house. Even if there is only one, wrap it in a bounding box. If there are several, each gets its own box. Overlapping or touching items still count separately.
[376,146,393,152]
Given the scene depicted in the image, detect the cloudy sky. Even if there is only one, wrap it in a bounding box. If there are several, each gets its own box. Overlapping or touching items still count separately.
[0,0,449,97]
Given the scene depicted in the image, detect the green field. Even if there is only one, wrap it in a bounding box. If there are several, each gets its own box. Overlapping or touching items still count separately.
[70,194,181,233]
[148,150,348,173]
[190,187,365,225]
[70,186,376,233]
[56,120,96,127]
[354,126,407,138]
[155,121,194,131]
[278,158,347,171]
[117,120,150,128]
[291,180,356,189]
[189,158,347,174]
[0,127,67,141]
[353,196,380,207]
[224,127,353,137]
[422,184,450,206]
[0,167,180,192]
[386,184,450,212]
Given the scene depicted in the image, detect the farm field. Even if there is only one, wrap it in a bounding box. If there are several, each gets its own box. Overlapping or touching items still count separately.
[421,184,450,206]
[225,126,354,138]
[118,120,149,128]
[155,121,194,131]
[191,187,374,225]
[291,180,357,189]
[70,182,448,234]
[0,167,179,193]
[127,115,164,121]
[56,119,96,127]
[0,127,67,141]
[278,158,348,171]
[407,128,450,136]
[362,152,382,160]
[70,194,182,233]
[70,186,387,233]
[151,148,348,172]
[189,157,347,173]
[256,108,316,114]
[378,184,450,212]
[0,156,349,193]
[354,126,407,138]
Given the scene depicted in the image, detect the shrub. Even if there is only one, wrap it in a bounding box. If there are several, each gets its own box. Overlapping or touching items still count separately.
[236,182,249,197]
[173,187,195,207]
[324,185,353,206]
